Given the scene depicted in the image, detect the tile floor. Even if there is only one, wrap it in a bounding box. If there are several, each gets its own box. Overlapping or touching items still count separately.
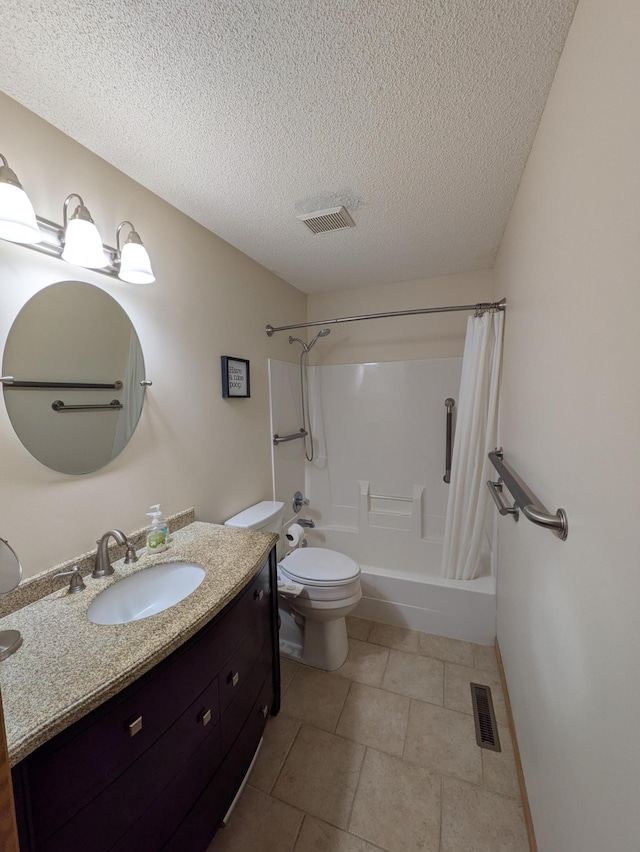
[207,618,529,852]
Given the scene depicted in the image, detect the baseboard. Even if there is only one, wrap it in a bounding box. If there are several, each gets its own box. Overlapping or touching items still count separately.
[495,639,537,852]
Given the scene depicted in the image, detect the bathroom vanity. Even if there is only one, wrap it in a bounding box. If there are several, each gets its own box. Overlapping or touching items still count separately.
[0,521,280,852]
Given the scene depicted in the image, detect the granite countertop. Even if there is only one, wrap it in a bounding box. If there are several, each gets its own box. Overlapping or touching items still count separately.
[0,521,276,766]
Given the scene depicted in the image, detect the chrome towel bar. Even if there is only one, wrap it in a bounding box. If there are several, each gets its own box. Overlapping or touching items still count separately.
[2,377,123,390]
[487,448,568,540]
[52,399,123,412]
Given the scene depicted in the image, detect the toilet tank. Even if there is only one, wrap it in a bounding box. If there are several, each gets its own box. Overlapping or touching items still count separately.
[224,501,285,534]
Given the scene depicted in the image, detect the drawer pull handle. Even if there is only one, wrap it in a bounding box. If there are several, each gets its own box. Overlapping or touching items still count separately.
[228,671,240,687]
[198,708,212,727]
[254,588,264,601]
[259,704,269,719]
[128,716,143,737]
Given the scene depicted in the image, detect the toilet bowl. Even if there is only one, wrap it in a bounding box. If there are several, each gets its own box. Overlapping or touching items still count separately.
[224,502,361,671]
[279,547,362,670]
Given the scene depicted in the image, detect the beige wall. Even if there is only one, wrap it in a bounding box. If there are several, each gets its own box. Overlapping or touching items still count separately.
[0,93,306,579]
[306,270,494,364]
[494,1,640,849]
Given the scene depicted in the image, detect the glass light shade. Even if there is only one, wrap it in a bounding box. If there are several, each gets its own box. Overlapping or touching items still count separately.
[0,182,41,244]
[119,241,155,284]
[61,218,108,268]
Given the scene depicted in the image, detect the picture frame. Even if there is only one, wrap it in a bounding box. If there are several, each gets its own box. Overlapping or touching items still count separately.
[221,356,251,398]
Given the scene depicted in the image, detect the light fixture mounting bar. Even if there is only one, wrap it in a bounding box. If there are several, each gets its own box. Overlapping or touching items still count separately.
[10,214,120,280]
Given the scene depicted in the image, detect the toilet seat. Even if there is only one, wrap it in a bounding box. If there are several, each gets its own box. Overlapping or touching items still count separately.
[280,547,359,586]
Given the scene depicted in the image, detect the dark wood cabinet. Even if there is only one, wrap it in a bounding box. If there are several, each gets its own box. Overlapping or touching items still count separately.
[12,548,280,852]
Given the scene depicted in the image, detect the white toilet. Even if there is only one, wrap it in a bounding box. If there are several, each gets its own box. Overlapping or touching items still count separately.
[224,501,361,671]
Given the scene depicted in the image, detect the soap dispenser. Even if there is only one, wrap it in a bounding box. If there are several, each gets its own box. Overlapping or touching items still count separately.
[150,504,170,541]
[146,506,168,555]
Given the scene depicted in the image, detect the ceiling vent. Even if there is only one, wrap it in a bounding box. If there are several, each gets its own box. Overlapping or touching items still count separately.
[297,206,355,235]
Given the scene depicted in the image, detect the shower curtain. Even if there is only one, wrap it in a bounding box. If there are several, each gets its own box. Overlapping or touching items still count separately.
[112,330,146,459]
[441,309,504,581]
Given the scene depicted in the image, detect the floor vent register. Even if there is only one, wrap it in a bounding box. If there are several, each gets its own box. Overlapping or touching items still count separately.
[470,683,502,752]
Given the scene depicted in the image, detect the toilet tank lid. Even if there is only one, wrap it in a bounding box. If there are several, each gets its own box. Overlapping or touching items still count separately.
[281,547,359,583]
[224,501,284,530]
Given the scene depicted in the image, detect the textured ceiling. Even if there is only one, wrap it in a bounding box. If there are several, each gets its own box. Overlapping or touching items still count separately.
[0,1,578,294]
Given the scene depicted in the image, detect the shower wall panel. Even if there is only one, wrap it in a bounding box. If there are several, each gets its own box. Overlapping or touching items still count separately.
[306,357,463,570]
[268,359,305,530]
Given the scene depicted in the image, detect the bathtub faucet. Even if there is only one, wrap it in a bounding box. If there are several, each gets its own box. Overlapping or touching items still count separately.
[296,518,315,529]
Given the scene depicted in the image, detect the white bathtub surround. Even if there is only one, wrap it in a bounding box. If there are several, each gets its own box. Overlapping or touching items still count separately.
[441,310,504,581]
[357,565,496,645]
[269,356,496,644]
[268,359,305,522]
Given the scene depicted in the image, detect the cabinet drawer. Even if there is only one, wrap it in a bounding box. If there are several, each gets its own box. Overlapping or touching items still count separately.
[219,602,271,714]
[25,641,219,841]
[163,673,273,852]
[221,639,272,755]
[206,559,271,671]
[36,677,221,852]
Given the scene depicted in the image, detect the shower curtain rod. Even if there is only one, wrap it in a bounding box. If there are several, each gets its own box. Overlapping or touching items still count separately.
[265,297,506,336]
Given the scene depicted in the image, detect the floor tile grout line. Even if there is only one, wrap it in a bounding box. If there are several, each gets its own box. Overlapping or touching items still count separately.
[332,676,354,734]
[439,774,444,852]
[401,698,415,760]
[266,714,303,796]
[342,741,368,837]
[282,661,301,698]
[290,811,307,851]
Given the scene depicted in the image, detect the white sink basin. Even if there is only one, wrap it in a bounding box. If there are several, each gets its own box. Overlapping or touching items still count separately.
[87,562,206,625]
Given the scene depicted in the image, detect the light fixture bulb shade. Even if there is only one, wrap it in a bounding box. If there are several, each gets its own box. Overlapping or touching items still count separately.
[119,241,155,284]
[61,218,107,268]
[0,182,41,244]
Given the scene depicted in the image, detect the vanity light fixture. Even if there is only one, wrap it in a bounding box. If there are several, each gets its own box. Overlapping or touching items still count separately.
[0,152,155,283]
[116,221,155,284]
[61,193,108,268]
[0,154,42,244]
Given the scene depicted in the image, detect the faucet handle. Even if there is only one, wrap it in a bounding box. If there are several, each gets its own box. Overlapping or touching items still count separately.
[124,541,138,564]
[292,491,310,514]
[54,565,86,594]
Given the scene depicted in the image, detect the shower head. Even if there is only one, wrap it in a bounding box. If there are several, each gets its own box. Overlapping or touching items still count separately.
[288,328,331,352]
[307,328,331,351]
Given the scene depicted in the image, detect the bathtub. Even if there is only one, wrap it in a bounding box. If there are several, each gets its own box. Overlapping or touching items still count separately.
[304,528,496,646]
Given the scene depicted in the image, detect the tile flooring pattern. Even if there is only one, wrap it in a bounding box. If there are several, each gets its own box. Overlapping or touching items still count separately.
[207,619,529,852]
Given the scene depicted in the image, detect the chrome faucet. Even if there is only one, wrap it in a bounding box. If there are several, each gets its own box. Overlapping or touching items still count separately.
[93,529,138,578]
[296,518,315,529]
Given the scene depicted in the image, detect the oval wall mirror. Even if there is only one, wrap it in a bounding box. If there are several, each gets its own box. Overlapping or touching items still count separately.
[2,281,147,474]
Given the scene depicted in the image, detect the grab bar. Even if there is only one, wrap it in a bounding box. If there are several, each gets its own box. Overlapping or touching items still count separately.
[2,377,123,390]
[443,398,455,483]
[52,399,123,412]
[487,479,519,519]
[487,448,568,540]
[273,428,308,445]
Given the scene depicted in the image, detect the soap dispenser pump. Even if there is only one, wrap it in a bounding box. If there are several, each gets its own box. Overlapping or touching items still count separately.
[146,505,168,555]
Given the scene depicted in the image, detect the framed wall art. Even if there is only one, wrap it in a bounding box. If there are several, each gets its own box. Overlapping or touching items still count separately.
[221,356,250,398]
